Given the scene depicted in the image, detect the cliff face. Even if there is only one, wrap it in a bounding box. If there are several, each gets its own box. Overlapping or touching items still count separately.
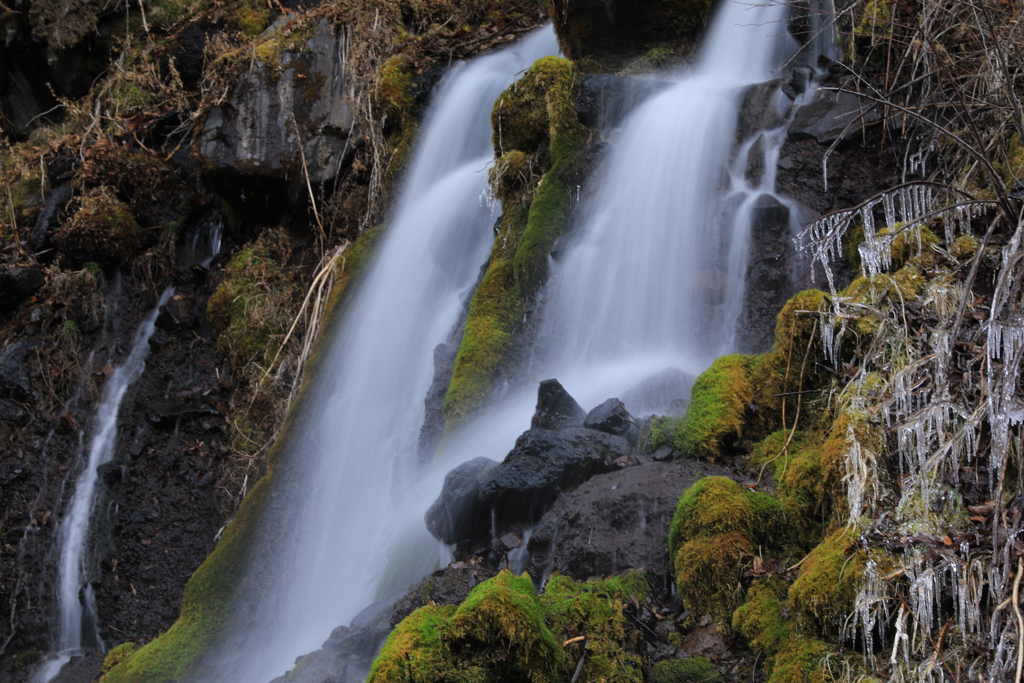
[2,0,1022,682]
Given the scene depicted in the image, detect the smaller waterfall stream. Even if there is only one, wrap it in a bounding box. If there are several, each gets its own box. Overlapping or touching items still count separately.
[204,27,559,683]
[34,223,222,683]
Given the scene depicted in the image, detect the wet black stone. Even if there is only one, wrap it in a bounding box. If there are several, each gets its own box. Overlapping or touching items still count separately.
[531,378,586,431]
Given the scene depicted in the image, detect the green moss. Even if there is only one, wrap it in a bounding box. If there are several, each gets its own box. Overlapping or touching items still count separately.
[542,572,648,682]
[751,430,832,544]
[449,571,563,681]
[881,223,939,268]
[788,528,866,634]
[366,604,458,682]
[652,657,722,683]
[444,56,586,428]
[675,532,752,620]
[107,79,154,118]
[677,354,753,460]
[368,570,563,683]
[669,477,786,620]
[767,638,836,683]
[950,234,979,260]
[375,54,419,184]
[102,642,140,674]
[204,229,300,378]
[58,190,144,263]
[994,132,1024,187]
[732,575,792,657]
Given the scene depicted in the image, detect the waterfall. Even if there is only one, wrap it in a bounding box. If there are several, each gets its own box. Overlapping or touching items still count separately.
[204,27,559,682]
[536,0,797,413]
[432,0,803,481]
[34,224,222,683]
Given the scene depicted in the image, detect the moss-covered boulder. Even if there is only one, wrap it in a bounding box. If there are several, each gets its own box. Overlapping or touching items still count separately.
[56,188,145,265]
[369,570,652,683]
[368,570,563,682]
[650,354,753,461]
[787,528,865,634]
[548,0,717,64]
[668,476,786,620]
[443,56,587,427]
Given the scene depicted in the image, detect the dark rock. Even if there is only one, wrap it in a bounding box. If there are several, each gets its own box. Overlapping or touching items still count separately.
[737,194,792,353]
[425,456,499,545]
[744,135,766,187]
[531,379,586,431]
[31,182,73,252]
[681,624,734,660]
[781,66,813,100]
[269,596,401,683]
[0,267,46,313]
[526,460,733,586]
[788,90,881,145]
[479,427,631,531]
[584,397,636,438]
[390,558,497,628]
[0,337,41,400]
[145,400,221,430]
[787,0,813,45]
[651,446,675,462]
[550,0,715,62]
[575,74,671,129]
[0,398,28,423]
[418,341,459,463]
[171,265,209,287]
[197,20,356,222]
[155,296,195,332]
[736,79,787,142]
[46,650,105,683]
[97,461,123,485]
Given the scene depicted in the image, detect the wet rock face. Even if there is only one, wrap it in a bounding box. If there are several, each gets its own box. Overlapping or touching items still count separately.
[525,459,733,587]
[574,74,671,130]
[531,378,586,430]
[788,89,882,145]
[737,194,793,353]
[479,427,631,530]
[424,456,499,545]
[549,0,716,62]
[197,19,356,221]
[0,268,46,314]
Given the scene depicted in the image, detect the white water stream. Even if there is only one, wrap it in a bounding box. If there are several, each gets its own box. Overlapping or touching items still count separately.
[35,224,222,682]
[205,28,559,682]
[205,4,813,681]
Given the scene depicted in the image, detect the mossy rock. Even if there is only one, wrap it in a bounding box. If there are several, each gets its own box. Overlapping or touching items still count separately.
[787,528,866,634]
[652,656,723,683]
[652,354,753,461]
[366,604,459,682]
[542,572,649,682]
[751,430,832,544]
[57,189,144,265]
[101,642,139,674]
[732,575,792,657]
[669,477,782,551]
[669,477,786,620]
[443,56,586,428]
[205,229,301,378]
[369,571,651,683]
[374,54,419,184]
[368,570,563,683]
[949,233,980,260]
[766,638,837,683]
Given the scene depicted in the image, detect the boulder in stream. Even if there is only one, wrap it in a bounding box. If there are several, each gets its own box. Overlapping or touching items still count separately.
[424,456,499,545]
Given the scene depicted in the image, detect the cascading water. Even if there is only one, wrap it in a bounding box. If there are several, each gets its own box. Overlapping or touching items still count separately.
[34,224,222,683]
[535,0,799,412]
[202,28,558,682]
